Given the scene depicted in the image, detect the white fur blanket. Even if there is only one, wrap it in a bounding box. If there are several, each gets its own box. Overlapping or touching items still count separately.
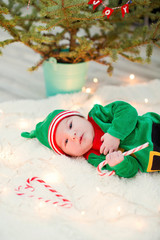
[0,80,160,240]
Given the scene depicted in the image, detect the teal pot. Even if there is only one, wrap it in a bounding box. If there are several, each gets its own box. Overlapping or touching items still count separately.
[42,57,88,96]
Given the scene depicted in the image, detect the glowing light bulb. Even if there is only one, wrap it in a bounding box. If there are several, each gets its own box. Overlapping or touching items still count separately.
[43,172,61,184]
[0,109,3,114]
[92,98,102,105]
[93,78,98,83]
[144,98,149,103]
[71,105,80,111]
[38,202,44,208]
[82,86,86,92]
[136,218,146,231]
[96,186,101,192]
[129,74,135,80]
[117,206,121,213]
[19,118,29,129]
[86,88,91,94]
[1,187,9,194]
[81,210,85,215]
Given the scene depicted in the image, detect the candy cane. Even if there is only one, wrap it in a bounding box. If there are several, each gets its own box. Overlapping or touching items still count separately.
[97,142,149,176]
[15,177,72,208]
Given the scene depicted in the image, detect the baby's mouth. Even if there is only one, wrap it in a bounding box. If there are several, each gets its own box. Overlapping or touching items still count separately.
[80,134,84,144]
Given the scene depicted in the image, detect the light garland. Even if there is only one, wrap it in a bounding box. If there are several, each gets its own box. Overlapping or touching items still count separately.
[88,0,132,18]
[144,98,149,103]
[129,74,135,80]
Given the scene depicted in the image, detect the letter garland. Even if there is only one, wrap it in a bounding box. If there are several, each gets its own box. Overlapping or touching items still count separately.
[88,0,133,19]
[27,0,31,9]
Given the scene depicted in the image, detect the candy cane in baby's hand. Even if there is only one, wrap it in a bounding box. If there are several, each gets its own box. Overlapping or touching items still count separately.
[97,142,149,176]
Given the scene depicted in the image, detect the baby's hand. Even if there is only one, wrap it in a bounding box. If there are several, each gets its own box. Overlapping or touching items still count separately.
[105,151,124,167]
[100,133,120,155]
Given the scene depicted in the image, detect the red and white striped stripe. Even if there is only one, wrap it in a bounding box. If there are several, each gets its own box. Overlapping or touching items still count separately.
[97,142,149,176]
[15,177,72,208]
[48,110,83,155]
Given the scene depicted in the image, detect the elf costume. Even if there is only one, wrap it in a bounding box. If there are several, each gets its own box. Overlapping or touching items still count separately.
[84,101,160,178]
[21,101,160,178]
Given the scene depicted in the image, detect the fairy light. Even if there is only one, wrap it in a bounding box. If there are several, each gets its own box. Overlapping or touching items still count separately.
[135,218,146,231]
[38,202,44,208]
[43,171,61,184]
[1,187,9,194]
[71,105,81,111]
[144,98,149,103]
[96,186,101,192]
[117,206,121,214]
[129,74,135,80]
[86,88,91,94]
[19,118,29,129]
[81,210,85,215]
[93,78,98,83]
[82,86,86,92]
[82,86,92,94]
[92,97,103,106]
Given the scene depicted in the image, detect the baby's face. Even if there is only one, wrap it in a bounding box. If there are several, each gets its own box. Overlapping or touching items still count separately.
[55,116,95,157]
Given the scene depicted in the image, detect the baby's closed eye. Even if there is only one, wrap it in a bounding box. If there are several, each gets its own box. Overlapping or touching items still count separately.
[69,122,72,129]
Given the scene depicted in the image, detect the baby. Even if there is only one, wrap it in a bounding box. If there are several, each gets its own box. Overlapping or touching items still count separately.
[21,101,160,178]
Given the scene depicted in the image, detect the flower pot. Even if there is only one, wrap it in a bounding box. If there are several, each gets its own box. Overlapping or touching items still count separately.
[42,57,88,96]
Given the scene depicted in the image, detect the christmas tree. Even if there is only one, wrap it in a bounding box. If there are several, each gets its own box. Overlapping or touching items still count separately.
[0,0,160,74]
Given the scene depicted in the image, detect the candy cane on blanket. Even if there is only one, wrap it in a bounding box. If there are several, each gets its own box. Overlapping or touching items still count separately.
[97,142,149,176]
[15,177,72,208]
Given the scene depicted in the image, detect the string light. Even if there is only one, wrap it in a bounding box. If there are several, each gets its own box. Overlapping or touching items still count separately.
[93,78,98,83]
[92,98,102,106]
[85,88,91,94]
[18,118,29,129]
[82,86,86,92]
[144,98,149,103]
[71,105,81,111]
[38,202,45,208]
[117,206,121,214]
[129,74,135,80]
[82,86,92,94]
[81,210,85,215]
[135,218,146,231]
[43,171,61,184]
[1,187,9,194]
[96,186,101,192]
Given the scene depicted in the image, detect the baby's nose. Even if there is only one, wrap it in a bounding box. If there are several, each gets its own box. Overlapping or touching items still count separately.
[71,132,78,141]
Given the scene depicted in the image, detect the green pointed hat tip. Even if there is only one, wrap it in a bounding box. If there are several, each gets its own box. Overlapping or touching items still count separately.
[21,130,36,139]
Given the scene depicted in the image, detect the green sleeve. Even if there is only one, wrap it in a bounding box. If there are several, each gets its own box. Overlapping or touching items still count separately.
[87,153,106,168]
[110,155,139,178]
[89,101,138,140]
[87,153,139,178]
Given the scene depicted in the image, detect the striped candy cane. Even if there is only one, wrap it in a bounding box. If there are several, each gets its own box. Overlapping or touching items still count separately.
[97,142,149,176]
[15,177,72,208]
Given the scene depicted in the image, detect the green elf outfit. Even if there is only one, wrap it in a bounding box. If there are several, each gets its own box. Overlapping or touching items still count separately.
[84,101,160,178]
[21,101,160,178]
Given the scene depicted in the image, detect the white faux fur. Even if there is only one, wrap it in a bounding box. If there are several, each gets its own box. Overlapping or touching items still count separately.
[0,80,160,240]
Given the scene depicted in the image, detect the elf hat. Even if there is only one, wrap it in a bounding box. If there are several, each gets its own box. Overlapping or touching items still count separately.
[21,110,83,155]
